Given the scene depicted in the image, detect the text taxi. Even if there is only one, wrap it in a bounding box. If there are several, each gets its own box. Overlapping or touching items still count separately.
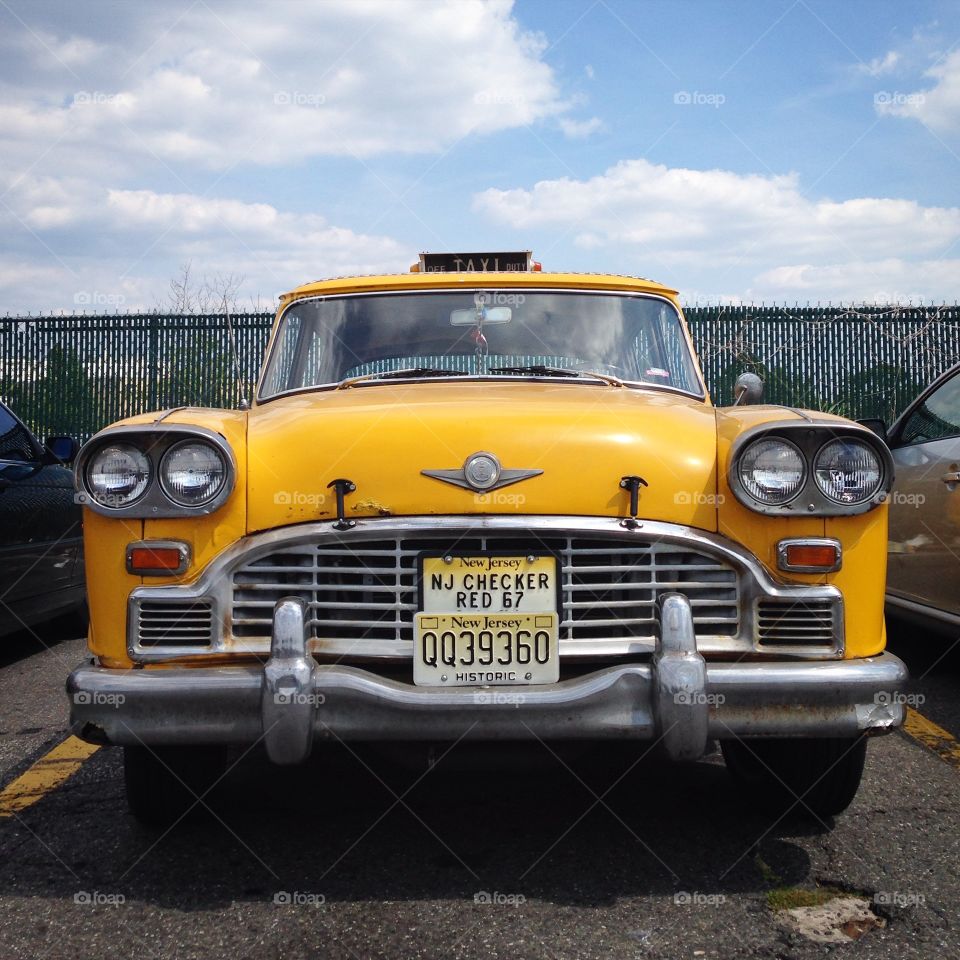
[68,251,907,825]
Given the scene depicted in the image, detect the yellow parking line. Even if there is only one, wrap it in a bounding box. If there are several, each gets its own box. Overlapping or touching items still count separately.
[903,707,960,771]
[0,736,100,818]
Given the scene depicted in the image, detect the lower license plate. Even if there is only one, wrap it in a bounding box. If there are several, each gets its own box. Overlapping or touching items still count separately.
[413,555,560,686]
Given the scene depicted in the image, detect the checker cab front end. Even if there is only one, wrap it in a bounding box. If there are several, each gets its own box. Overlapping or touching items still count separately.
[68,253,907,824]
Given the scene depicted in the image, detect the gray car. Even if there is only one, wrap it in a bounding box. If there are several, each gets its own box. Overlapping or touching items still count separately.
[886,363,960,633]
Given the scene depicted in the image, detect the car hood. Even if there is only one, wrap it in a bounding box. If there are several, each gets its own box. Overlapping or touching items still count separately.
[246,382,719,533]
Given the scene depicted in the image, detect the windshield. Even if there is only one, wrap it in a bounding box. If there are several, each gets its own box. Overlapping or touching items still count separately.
[258,290,703,399]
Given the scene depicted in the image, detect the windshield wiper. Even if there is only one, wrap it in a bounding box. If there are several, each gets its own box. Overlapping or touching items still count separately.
[337,367,469,388]
[489,365,623,386]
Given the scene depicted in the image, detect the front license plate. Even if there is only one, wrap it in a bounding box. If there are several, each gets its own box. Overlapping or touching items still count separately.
[413,555,560,686]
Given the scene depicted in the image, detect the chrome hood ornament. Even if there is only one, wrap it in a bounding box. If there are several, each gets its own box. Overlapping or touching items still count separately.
[422,451,542,493]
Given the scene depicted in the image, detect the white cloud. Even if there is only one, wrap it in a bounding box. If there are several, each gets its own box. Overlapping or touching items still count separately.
[857,50,900,76]
[0,178,407,311]
[0,0,577,310]
[559,116,603,138]
[876,49,960,131]
[749,258,960,304]
[0,0,568,170]
[472,158,960,301]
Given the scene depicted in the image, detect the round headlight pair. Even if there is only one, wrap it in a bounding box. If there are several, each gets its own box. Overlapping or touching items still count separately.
[85,440,226,508]
[738,436,883,506]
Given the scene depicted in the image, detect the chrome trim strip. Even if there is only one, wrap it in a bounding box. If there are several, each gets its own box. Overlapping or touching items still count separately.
[126,516,843,663]
[885,592,960,628]
[68,652,907,750]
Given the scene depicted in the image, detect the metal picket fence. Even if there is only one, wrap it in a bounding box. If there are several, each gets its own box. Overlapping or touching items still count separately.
[2,304,959,442]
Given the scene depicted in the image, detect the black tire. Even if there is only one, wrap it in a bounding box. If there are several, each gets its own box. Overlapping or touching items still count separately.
[123,745,228,828]
[64,599,90,639]
[721,736,867,819]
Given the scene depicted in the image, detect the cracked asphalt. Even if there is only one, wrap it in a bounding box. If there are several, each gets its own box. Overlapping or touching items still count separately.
[0,619,957,959]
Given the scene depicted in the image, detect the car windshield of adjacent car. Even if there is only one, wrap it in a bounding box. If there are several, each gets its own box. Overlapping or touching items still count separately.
[0,404,37,462]
[259,289,703,400]
[898,370,960,444]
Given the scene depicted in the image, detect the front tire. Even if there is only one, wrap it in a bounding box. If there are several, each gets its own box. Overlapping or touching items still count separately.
[721,736,867,819]
[123,745,228,828]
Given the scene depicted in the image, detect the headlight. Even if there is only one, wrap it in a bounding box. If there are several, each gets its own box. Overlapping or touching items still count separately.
[160,441,227,506]
[86,444,151,507]
[738,438,806,504]
[814,438,883,504]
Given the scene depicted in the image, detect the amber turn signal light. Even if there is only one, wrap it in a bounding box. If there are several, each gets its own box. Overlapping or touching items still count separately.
[776,539,841,573]
[126,541,190,576]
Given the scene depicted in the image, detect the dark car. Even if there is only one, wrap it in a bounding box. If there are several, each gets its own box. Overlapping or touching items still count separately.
[0,400,85,637]
[886,363,960,634]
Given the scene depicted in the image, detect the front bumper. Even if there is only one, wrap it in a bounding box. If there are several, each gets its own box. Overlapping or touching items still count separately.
[68,595,908,765]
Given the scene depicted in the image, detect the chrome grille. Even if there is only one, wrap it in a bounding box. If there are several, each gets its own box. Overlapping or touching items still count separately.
[231,535,739,647]
[756,598,836,647]
[136,599,214,647]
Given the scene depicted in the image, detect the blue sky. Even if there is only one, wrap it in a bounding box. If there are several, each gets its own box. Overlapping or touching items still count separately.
[1,0,959,310]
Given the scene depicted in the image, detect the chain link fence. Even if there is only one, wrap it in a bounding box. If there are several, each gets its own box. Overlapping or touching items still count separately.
[2,304,958,441]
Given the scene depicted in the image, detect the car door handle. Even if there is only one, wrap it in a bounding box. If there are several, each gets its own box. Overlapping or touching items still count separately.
[941,472,960,484]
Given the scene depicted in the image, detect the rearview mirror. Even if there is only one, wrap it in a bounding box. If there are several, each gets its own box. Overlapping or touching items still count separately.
[732,372,764,406]
[43,435,79,465]
[450,306,512,326]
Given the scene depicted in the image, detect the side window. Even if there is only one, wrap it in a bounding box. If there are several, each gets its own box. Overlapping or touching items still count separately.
[899,373,960,445]
[0,405,37,462]
[260,313,303,396]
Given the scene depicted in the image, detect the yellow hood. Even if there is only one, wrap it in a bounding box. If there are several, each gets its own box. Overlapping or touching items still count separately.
[246,382,719,533]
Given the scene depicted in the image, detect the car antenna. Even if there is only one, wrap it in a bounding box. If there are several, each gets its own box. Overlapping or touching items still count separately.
[222,294,250,410]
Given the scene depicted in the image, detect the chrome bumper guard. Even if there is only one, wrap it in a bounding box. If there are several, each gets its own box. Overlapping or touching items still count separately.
[68,595,907,764]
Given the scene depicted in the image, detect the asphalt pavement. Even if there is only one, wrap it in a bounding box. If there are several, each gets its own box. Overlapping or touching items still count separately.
[0,621,957,959]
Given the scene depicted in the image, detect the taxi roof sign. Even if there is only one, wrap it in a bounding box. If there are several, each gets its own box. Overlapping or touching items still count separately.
[415,251,537,273]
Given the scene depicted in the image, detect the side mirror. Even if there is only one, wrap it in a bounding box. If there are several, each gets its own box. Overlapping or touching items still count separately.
[857,418,888,443]
[43,436,79,465]
[733,372,764,406]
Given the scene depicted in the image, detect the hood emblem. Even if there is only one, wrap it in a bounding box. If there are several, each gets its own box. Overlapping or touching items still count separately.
[422,451,542,493]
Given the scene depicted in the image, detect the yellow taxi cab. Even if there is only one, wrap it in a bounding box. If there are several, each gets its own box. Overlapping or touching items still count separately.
[67,252,907,825]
